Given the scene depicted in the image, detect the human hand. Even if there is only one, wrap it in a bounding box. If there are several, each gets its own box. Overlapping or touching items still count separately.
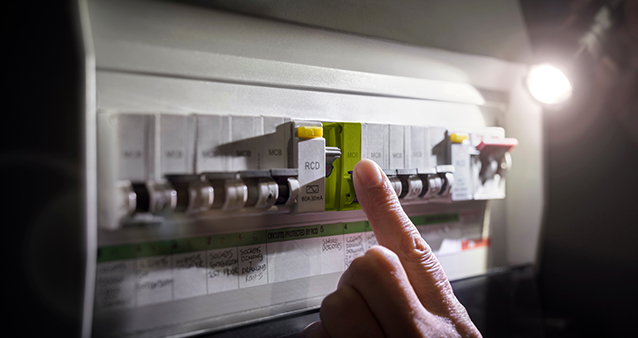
[300,159,482,338]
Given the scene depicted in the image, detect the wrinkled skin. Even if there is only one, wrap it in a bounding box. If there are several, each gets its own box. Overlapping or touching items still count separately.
[300,159,482,338]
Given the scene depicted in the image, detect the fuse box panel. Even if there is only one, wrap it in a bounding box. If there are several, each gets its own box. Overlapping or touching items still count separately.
[85,0,543,337]
[94,109,516,337]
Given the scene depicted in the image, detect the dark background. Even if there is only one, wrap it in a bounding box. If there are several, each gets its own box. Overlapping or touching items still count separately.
[521,1,638,337]
[2,1,85,336]
[3,1,636,337]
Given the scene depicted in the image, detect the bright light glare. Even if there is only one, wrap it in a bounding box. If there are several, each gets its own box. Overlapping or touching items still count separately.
[526,64,573,105]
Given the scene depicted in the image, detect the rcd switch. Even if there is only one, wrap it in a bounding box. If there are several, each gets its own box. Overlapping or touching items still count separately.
[449,132,472,201]
[291,121,326,214]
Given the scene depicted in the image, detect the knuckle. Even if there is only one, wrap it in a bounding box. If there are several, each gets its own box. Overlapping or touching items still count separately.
[398,230,439,267]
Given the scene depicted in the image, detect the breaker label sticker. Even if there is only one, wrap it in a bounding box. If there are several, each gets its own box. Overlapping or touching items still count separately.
[94,212,489,312]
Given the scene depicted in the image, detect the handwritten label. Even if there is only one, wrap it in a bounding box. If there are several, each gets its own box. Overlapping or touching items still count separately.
[94,213,465,311]
[136,256,173,306]
[95,261,136,310]
[238,245,268,288]
[366,232,378,249]
[173,252,206,300]
[321,235,344,274]
[208,247,239,293]
[344,234,365,268]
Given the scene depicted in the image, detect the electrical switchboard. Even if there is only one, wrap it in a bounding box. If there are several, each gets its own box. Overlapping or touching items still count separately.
[81,0,544,337]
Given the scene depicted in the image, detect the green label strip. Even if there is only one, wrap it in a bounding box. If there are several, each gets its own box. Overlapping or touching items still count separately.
[343,221,367,234]
[410,213,460,226]
[98,213,459,263]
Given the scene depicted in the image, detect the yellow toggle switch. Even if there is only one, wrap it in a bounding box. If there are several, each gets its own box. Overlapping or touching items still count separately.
[297,126,323,139]
[450,133,469,144]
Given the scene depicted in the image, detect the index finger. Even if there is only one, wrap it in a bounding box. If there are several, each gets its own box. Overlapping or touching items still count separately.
[352,160,467,320]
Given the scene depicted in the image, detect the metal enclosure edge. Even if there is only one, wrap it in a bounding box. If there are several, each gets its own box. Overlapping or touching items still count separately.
[77,0,98,337]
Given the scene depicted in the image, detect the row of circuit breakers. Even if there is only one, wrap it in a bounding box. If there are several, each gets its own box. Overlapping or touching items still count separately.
[98,113,517,230]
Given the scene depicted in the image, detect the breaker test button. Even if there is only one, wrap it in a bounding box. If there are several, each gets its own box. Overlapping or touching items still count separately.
[450,133,469,144]
[297,126,323,139]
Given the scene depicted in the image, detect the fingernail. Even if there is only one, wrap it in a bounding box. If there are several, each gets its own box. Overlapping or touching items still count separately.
[354,159,383,187]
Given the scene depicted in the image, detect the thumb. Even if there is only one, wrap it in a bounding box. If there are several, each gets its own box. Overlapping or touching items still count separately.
[352,160,472,325]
